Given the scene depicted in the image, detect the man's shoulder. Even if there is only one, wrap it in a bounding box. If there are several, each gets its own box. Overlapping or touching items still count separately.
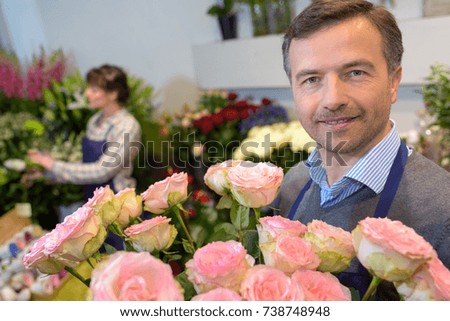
[397,150,450,208]
[405,150,450,183]
[283,161,310,183]
[278,161,311,199]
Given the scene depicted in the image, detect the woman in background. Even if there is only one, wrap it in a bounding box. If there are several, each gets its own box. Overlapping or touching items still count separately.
[29,64,141,200]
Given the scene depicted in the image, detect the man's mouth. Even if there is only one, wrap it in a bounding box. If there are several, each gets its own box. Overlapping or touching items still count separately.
[319,116,357,125]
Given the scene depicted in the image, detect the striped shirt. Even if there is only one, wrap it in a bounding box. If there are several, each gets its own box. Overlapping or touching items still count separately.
[306,120,411,207]
[47,109,141,192]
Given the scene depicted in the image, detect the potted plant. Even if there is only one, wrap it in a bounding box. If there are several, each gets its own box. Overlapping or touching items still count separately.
[207,0,238,40]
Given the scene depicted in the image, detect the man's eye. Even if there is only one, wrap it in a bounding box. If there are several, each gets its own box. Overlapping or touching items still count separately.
[350,70,365,77]
[304,77,319,84]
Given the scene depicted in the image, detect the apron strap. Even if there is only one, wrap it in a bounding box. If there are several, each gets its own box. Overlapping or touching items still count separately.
[287,178,313,220]
[373,141,408,218]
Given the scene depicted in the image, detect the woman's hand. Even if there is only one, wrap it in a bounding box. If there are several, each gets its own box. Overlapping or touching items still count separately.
[28,150,55,170]
[21,168,44,187]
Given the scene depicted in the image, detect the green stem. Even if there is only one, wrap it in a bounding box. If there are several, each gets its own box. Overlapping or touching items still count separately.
[362,276,382,301]
[64,266,90,287]
[173,205,196,251]
[108,222,135,251]
[87,258,95,269]
[254,208,261,222]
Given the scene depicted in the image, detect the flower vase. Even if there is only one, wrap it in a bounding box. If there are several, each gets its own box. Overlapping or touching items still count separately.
[268,0,293,34]
[250,1,270,36]
[218,14,238,40]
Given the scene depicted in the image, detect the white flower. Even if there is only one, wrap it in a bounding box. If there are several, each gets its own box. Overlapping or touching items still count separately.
[4,159,26,172]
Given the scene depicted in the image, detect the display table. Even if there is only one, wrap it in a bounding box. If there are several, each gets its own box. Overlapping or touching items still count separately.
[0,208,31,246]
[0,208,90,300]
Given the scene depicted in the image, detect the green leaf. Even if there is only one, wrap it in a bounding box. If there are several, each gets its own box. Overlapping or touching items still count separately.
[23,120,45,136]
[103,243,118,255]
[207,6,224,16]
[216,194,233,209]
[182,238,196,254]
[175,271,197,301]
[0,167,9,186]
[350,287,361,301]
[243,230,259,259]
[230,201,249,230]
[207,223,239,242]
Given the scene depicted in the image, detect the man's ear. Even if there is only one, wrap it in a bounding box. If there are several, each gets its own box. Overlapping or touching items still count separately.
[390,66,402,104]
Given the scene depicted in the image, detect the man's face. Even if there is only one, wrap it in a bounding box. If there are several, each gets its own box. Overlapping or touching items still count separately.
[289,16,401,157]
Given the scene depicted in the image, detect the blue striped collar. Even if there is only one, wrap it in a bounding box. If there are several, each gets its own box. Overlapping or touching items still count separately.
[306,120,404,195]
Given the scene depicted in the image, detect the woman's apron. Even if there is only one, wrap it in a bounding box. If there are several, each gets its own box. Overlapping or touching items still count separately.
[287,141,408,297]
[82,132,123,250]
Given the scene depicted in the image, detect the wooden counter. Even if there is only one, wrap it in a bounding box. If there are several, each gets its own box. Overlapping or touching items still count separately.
[0,208,32,245]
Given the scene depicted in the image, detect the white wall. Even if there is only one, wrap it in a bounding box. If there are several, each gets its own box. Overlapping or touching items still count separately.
[0,0,448,133]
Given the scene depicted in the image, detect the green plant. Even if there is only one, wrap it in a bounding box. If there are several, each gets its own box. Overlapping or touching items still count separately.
[207,0,235,16]
[42,70,93,136]
[421,63,450,167]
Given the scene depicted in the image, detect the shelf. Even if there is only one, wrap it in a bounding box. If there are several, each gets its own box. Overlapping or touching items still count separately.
[193,16,450,89]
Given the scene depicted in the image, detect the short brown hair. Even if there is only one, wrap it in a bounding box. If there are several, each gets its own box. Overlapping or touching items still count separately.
[282,0,403,79]
[86,64,130,105]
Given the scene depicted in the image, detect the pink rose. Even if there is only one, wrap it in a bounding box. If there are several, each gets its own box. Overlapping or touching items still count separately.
[124,216,178,252]
[90,251,184,301]
[395,254,450,300]
[260,235,320,275]
[84,185,115,208]
[304,220,355,273]
[291,270,351,301]
[191,287,242,301]
[185,240,255,293]
[115,188,143,227]
[141,172,188,214]
[227,161,284,208]
[257,216,307,244]
[352,217,434,282]
[23,206,107,274]
[23,233,67,274]
[204,160,242,196]
[84,185,120,226]
[240,265,305,301]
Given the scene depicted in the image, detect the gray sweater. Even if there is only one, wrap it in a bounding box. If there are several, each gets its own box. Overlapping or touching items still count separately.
[274,150,450,298]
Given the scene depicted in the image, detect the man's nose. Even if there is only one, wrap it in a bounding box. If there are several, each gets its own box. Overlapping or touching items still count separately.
[320,75,348,111]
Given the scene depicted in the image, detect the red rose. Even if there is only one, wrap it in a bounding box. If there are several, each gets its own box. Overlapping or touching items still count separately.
[227,92,238,101]
[194,116,214,135]
[235,100,248,108]
[239,109,250,119]
[193,190,210,203]
[223,108,239,121]
[211,113,224,126]
[261,97,272,105]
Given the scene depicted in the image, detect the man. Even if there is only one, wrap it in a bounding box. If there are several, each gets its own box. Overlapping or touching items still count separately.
[275,0,450,299]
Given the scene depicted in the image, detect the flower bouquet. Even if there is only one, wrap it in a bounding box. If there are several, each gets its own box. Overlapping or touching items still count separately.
[22,160,450,301]
[233,120,316,172]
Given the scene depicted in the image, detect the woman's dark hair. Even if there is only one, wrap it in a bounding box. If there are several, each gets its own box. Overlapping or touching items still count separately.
[86,64,130,105]
[282,0,403,79]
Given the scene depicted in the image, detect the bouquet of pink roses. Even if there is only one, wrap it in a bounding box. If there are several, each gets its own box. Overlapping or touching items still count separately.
[22,160,450,301]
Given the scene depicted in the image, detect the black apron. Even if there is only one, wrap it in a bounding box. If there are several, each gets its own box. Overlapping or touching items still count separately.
[82,132,123,250]
[81,136,115,200]
[287,141,408,297]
